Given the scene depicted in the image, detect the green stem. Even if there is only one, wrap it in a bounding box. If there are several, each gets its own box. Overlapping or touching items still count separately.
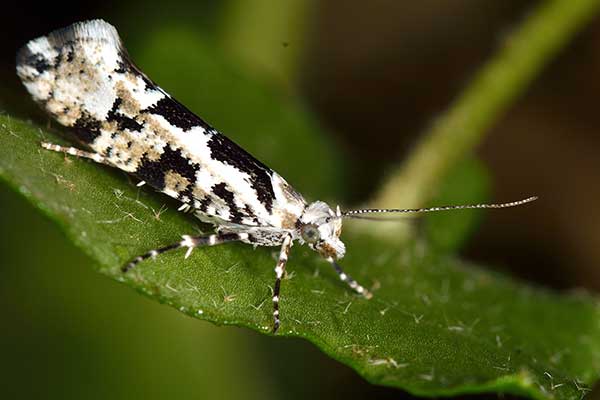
[359,0,600,238]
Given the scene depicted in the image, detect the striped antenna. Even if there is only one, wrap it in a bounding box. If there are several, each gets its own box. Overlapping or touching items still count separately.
[342,196,538,218]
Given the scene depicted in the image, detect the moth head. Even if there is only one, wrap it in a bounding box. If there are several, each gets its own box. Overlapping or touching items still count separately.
[298,201,345,260]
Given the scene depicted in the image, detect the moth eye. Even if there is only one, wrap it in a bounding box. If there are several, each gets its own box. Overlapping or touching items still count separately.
[301,224,320,243]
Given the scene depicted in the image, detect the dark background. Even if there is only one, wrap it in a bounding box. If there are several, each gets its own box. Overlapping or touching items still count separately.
[1,0,599,398]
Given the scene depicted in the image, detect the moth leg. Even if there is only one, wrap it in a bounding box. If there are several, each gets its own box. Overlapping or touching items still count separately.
[41,142,111,166]
[327,257,372,299]
[122,232,245,273]
[272,234,293,333]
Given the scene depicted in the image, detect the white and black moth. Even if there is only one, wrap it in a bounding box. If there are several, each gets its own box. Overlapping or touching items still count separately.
[16,20,536,332]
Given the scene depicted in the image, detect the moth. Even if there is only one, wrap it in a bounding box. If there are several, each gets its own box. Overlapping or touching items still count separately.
[16,20,536,332]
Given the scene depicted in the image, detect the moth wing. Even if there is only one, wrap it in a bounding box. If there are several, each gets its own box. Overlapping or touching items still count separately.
[17,20,307,229]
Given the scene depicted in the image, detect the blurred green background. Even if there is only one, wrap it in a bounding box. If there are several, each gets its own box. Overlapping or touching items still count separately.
[1,0,599,398]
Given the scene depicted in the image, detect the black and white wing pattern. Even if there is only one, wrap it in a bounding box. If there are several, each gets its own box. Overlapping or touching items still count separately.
[16,20,307,229]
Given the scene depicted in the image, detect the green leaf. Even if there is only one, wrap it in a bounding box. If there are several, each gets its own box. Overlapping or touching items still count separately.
[2,29,600,400]
[3,117,600,400]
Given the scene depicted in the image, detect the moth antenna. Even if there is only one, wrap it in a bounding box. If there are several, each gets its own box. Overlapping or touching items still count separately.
[342,196,537,218]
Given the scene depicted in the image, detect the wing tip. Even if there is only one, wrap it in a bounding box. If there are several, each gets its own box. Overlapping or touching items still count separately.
[51,19,121,47]
[16,19,122,69]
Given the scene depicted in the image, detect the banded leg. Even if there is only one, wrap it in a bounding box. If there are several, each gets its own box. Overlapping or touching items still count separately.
[122,232,245,272]
[272,234,293,333]
[41,142,110,166]
[327,257,372,299]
